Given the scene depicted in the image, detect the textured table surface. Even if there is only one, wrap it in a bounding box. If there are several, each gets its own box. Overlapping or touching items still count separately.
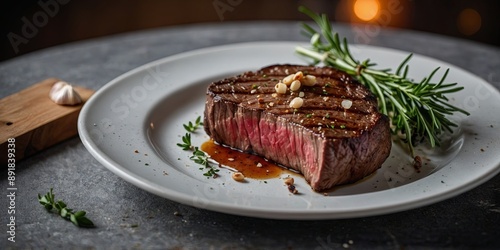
[1,21,499,249]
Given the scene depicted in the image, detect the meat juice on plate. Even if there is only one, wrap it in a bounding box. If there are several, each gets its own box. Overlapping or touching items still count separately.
[201,139,288,179]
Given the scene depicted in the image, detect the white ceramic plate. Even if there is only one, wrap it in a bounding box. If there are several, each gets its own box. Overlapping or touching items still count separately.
[78,42,500,219]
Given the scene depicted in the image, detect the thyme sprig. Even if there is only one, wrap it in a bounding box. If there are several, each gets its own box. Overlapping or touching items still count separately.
[183,116,203,132]
[178,116,219,178]
[38,188,95,228]
[191,146,220,177]
[295,6,469,155]
[177,133,192,150]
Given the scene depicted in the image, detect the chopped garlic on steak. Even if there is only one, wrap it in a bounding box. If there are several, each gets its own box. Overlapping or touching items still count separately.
[275,82,287,94]
[341,99,353,109]
[290,80,301,91]
[289,97,304,109]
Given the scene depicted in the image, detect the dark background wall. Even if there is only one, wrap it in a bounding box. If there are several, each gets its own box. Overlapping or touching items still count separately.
[1,0,499,62]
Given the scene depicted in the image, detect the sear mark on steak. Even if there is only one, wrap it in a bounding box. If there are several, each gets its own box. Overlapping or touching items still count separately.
[203,64,391,191]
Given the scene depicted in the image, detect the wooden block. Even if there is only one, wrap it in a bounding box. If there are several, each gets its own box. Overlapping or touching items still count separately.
[0,78,94,165]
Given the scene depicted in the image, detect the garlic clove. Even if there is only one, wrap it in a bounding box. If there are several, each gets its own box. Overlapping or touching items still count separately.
[49,81,82,106]
[49,81,67,97]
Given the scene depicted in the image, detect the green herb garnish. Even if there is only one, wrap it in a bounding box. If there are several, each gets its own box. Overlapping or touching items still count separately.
[177,116,219,178]
[38,188,95,228]
[191,147,209,166]
[176,133,192,150]
[295,6,469,155]
[183,116,203,132]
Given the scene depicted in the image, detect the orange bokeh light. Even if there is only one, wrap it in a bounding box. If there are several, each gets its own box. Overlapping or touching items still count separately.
[354,0,380,21]
[458,8,482,36]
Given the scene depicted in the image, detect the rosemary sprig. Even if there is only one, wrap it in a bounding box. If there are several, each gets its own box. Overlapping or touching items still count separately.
[295,6,469,155]
[178,116,219,178]
[38,188,95,228]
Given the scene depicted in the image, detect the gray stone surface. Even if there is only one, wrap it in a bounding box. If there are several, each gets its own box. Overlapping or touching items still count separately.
[1,21,499,249]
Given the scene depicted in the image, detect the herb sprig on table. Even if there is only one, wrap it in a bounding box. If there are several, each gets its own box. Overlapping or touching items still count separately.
[177,116,219,178]
[295,6,469,155]
[38,188,95,228]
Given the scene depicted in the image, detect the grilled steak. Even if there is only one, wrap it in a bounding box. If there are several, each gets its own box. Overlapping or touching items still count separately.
[204,64,391,191]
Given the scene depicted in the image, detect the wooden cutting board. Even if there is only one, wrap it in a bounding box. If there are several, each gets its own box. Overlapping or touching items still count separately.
[0,78,94,165]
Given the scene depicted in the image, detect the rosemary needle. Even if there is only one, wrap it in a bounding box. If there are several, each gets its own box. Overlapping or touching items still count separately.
[295,6,469,156]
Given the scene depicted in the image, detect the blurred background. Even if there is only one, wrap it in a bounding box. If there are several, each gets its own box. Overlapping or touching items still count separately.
[1,0,499,62]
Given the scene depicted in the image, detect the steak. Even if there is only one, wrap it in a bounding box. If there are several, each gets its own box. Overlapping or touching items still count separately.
[203,64,391,191]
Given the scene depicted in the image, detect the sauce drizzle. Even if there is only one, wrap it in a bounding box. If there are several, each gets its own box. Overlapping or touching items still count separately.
[201,140,284,179]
